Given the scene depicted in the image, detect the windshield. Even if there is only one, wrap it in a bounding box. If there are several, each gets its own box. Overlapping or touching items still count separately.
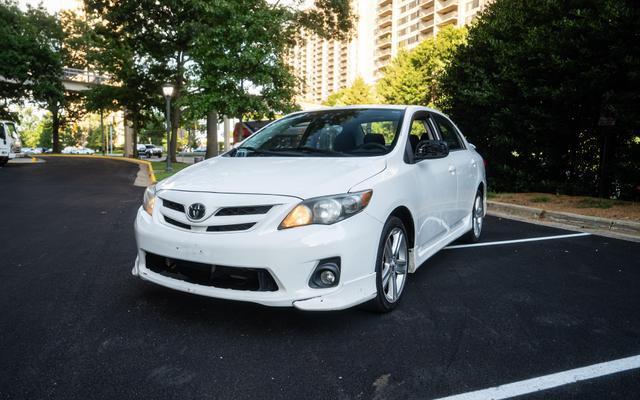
[233,108,405,157]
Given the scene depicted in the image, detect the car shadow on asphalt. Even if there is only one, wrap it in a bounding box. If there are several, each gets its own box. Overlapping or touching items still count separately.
[134,281,390,331]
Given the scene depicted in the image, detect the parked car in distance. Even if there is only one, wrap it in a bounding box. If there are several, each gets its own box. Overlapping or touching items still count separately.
[0,120,22,166]
[77,147,95,155]
[133,106,486,312]
[21,147,33,154]
[137,144,162,158]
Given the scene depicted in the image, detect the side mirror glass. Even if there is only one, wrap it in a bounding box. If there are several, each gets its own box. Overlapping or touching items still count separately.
[415,140,449,161]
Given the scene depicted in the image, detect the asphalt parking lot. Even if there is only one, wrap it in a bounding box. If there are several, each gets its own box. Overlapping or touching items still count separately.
[1,157,639,400]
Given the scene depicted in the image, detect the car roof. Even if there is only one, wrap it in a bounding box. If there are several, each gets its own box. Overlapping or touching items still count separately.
[286,104,444,116]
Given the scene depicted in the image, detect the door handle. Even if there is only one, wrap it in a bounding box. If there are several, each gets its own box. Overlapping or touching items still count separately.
[448,165,456,174]
[471,160,477,167]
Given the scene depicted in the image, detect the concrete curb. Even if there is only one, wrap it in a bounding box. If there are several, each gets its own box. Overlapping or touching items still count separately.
[488,200,640,238]
[37,154,156,185]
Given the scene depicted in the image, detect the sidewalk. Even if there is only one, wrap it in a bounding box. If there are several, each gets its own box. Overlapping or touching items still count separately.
[488,200,640,241]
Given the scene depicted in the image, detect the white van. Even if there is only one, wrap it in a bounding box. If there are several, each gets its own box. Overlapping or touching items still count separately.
[0,120,22,166]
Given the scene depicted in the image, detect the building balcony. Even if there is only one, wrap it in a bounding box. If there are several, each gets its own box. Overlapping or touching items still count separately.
[378,0,392,6]
[377,3,392,16]
[375,47,392,59]
[375,24,392,37]
[436,10,458,25]
[437,0,457,14]
[376,34,392,48]
[420,0,435,8]
[378,14,392,28]
[420,6,435,20]
[419,22,434,34]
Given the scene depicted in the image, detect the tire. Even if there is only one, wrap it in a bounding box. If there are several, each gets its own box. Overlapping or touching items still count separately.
[461,189,484,243]
[368,216,410,312]
[0,157,7,167]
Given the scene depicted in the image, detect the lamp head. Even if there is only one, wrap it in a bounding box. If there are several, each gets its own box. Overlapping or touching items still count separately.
[162,83,175,98]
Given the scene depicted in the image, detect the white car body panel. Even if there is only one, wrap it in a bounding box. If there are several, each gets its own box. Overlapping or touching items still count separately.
[0,120,21,162]
[133,105,486,310]
[161,156,388,199]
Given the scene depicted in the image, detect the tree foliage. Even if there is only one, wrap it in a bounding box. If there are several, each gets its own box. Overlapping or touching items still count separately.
[0,2,64,121]
[85,0,354,161]
[377,26,467,107]
[440,0,640,199]
[322,77,377,106]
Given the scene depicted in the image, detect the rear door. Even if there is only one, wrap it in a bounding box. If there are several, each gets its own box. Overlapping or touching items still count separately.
[431,113,475,225]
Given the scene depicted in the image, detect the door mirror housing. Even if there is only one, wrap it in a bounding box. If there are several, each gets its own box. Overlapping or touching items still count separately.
[415,140,449,161]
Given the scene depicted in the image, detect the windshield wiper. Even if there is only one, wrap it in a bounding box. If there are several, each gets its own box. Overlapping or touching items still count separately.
[235,146,283,156]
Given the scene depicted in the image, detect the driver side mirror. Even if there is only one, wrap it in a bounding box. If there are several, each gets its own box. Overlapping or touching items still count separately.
[415,140,449,161]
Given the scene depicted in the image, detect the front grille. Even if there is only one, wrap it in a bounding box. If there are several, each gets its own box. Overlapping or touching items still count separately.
[207,223,255,232]
[145,252,278,291]
[162,198,185,213]
[164,216,191,230]
[215,205,273,216]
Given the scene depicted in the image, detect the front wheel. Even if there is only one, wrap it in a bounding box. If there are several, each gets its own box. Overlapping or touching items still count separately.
[369,216,409,312]
[461,190,484,243]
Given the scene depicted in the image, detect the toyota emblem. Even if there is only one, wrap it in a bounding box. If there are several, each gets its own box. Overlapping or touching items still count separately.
[187,203,206,220]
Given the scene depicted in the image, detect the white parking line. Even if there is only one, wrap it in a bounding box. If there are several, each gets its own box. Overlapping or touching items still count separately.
[445,232,591,250]
[432,354,640,400]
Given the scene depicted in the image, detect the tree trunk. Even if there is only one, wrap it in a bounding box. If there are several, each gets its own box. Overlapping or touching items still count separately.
[206,110,219,159]
[132,112,139,159]
[51,108,60,153]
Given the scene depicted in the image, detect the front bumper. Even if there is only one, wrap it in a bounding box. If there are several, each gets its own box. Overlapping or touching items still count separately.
[133,201,383,311]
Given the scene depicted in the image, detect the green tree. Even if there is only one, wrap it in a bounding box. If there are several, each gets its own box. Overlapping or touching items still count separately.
[322,77,377,106]
[85,0,354,162]
[440,0,640,198]
[189,0,355,159]
[377,26,467,107]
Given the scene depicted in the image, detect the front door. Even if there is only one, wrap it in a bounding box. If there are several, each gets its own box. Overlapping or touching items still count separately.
[409,112,459,249]
[431,113,475,224]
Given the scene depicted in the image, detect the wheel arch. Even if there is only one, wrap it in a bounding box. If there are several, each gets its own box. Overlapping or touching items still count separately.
[389,206,415,250]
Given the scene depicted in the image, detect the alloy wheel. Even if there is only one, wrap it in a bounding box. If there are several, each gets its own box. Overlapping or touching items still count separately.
[381,227,408,303]
[473,194,484,238]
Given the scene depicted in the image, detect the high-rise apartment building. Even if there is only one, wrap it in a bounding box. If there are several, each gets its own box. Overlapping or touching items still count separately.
[288,0,492,106]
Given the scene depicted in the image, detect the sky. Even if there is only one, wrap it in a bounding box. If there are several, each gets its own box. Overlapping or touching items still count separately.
[18,0,312,13]
[18,0,82,13]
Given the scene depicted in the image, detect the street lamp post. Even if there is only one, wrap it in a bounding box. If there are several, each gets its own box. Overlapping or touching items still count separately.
[162,83,175,172]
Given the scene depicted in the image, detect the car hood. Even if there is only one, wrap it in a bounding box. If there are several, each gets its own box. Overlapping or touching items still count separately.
[157,156,387,199]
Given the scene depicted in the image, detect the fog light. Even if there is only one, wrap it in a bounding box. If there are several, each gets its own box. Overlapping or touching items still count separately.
[309,258,341,289]
[320,270,336,285]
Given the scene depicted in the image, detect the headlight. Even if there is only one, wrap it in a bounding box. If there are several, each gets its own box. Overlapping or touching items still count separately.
[143,184,156,216]
[279,190,372,229]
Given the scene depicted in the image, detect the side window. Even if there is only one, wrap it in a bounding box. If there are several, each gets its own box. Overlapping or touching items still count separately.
[409,119,435,141]
[433,114,463,151]
[0,125,5,141]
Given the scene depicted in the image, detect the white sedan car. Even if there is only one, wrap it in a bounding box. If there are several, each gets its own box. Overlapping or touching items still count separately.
[133,106,486,312]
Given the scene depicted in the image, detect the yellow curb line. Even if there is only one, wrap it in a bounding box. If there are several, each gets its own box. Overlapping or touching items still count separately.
[37,154,156,184]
